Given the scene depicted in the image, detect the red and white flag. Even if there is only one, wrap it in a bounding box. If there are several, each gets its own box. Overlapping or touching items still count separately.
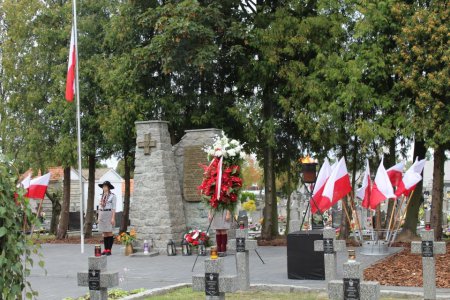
[26,173,51,200]
[318,157,352,213]
[386,161,404,188]
[357,160,371,209]
[65,26,76,102]
[310,158,332,214]
[395,158,424,197]
[370,160,396,209]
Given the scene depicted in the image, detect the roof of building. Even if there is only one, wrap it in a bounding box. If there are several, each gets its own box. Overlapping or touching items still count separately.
[81,168,117,181]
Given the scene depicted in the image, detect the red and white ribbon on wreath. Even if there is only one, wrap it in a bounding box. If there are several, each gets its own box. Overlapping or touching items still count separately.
[216,156,224,200]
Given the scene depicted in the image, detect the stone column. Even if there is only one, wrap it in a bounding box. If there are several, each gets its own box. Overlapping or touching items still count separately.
[228,229,258,291]
[130,121,186,252]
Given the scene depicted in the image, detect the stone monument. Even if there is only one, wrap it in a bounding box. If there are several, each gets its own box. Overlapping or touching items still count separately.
[130,121,187,251]
[130,121,223,252]
[411,229,446,300]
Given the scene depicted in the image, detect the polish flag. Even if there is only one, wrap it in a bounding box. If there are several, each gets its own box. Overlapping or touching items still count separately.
[370,160,396,209]
[356,160,371,209]
[310,158,332,214]
[395,158,424,197]
[26,173,51,200]
[386,161,404,188]
[318,158,352,213]
[65,27,76,102]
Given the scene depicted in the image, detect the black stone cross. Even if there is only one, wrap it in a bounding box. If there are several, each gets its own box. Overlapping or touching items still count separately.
[138,133,156,155]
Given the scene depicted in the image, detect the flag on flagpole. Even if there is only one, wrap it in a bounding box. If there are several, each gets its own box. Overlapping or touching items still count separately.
[65,26,76,102]
[27,173,51,200]
[395,158,424,197]
[386,161,404,188]
[357,159,371,209]
[310,158,332,214]
[370,160,396,209]
[317,157,352,213]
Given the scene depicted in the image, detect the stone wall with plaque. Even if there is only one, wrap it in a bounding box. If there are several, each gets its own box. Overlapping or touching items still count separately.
[173,128,222,229]
[183,146,208,202]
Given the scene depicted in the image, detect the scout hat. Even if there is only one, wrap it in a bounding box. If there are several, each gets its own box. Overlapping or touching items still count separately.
[98,180,115,190]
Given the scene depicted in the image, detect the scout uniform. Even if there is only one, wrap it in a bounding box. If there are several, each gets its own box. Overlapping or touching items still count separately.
[98,181,116,255]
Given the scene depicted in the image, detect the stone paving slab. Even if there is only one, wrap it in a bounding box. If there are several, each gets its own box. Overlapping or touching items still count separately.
[27,244,450,300]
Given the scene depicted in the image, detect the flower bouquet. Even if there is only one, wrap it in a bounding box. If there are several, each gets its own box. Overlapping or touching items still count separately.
[184,229,210,247]
[117,228,137,246]
[198,132,245,212]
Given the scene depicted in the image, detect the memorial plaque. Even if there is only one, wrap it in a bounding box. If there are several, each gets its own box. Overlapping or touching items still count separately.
[236,238,246,252]
[323,238,334,254]
[205,272,219,296]
[88,269,100,291]
[343,278,360,300]
[421,241,433,257]
[183,146,208,202]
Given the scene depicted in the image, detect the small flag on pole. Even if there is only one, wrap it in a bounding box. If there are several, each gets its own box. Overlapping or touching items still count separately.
[65,26,76,102]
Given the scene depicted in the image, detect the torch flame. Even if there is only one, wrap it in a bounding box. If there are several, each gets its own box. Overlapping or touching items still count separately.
[300,155,315,164]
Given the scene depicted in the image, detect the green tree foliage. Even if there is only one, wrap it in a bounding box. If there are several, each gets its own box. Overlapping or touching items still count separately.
[0,158,42,299]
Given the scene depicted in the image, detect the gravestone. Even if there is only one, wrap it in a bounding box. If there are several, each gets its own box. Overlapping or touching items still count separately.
[411,229,446,300]
[77,256,118,300]
[289,192,301,232]
[192,257,237,300]
[130,121,186,251]
[228,229,258,290]
[314,227,346,282]
[328,256,380,300]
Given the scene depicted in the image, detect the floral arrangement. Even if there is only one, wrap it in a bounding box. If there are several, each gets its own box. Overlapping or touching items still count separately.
[242,199,256,212]
[117,228,136,245]
[198,132,245,211]
[184,229,210,247]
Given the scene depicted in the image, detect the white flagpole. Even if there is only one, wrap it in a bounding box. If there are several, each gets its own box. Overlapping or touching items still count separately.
[72,0,85,254]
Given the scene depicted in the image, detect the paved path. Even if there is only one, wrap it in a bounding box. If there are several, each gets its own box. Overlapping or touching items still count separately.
[28,244,450,299]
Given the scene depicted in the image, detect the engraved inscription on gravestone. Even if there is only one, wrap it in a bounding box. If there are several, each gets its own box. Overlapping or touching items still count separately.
[236,238,246,253]
[323,238,334,254]
[88,269,100,291]
[183,146,208,202]
[422,241,433,257]
[343,278,360,300]
[205,273,219,296]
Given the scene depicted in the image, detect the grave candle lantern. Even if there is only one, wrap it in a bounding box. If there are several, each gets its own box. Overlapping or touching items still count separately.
[166,239,176,256]
[181,239,192,256]
[239,221,245,229]
[198,239,206,256]
[300,156,318,184]
[210,246,218,259]
[94,245,102,257]
[143,240,149,254]
[348,249,356,261]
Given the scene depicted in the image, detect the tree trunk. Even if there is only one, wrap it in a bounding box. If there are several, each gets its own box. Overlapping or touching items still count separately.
[401,140,426,239]
[262,145,278,239]
[84,154,96,238]
[46,191,61,235]
[120,153,131,233]
[261,85,277,240]
[431,145,444,240]
[56,167,71,239]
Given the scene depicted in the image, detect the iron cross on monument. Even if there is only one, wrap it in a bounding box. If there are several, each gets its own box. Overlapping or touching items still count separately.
[138,133,157,155]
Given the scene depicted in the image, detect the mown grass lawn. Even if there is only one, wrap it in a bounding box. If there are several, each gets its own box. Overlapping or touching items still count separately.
[145,287,415,300]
